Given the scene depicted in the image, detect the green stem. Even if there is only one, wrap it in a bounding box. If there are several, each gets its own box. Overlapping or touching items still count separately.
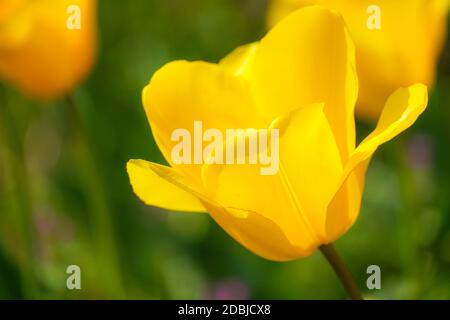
[392,139,421,297]
[0,85,39,298]
[320,244,363,300]
[64,94,125,298]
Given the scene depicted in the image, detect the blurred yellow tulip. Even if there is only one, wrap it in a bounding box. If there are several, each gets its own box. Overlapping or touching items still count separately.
[0,0,96,100]
[268,0,449,120]
[127,7,428,261]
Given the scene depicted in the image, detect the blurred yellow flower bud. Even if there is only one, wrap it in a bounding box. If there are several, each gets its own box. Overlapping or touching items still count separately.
[0,0,97,100]
[127,7,428,261]
[267,0,448,120]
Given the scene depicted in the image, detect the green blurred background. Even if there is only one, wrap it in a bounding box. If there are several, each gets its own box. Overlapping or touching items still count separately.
[0,0,449,299]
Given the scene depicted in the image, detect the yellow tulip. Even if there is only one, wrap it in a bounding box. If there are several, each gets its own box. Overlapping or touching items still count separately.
[127,7,428,261]
[0,0,96,100]
[267,0,448,120]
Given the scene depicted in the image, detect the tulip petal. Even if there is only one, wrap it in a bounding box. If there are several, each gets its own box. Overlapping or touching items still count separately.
[202,202,306,261]
[202,103,343,254]
[127,159,205,212]
[0,0,96,99]
[428,0,450,59]
[142,60,265,180]
[271,103,343,239]
[0,1,32,49]
[345,84,428,174]
[127,160,304,261]
[267,0,447,120]
[325,84,428,241]
[219,42,259,78]
[249,6,358,162]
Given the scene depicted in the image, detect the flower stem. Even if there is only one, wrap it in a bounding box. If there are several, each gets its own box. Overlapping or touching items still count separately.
[64,94,125,298]
[320,244,363,300]
[0,85,39,298]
